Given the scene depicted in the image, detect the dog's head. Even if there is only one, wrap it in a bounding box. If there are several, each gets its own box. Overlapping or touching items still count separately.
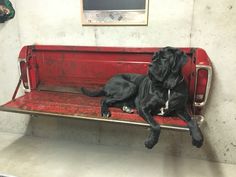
[148,47,188,88]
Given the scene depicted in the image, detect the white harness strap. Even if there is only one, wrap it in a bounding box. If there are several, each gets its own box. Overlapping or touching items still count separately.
[158,89,171,116]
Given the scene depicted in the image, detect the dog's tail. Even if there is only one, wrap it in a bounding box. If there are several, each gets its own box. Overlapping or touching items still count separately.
[80,87,105,97]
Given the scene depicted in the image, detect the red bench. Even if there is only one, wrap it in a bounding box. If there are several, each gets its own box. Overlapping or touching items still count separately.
[0,45,212,131]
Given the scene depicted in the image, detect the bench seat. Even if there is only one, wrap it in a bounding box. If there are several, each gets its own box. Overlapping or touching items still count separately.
[1,90,189,129]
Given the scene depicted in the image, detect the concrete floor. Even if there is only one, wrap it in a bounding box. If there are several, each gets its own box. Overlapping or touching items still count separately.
[0,132,235,177]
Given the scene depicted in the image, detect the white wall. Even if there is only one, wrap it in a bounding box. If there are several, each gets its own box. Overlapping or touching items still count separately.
[0,0,30,134]
[16,0,193,47]
[0,0,235,163]
[191,0,236,164]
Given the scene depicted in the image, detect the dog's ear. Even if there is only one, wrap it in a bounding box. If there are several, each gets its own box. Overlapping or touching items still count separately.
[171,51,188,73]
[152,52,159,61]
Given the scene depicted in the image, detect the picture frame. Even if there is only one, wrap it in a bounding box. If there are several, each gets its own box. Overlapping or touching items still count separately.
[81,0,149,26]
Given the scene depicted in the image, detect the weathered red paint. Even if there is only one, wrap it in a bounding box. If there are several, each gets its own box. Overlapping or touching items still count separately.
[1,45,212,129]
[3,91,188,127]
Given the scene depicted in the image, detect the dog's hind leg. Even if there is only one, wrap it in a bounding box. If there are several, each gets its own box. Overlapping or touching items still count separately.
[101,83,137,118]
[176,110,203,148]
[101,98,112,118]
[101,97,133,118]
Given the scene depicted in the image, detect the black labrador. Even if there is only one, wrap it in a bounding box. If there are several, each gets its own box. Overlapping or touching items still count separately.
[81,47,203,149]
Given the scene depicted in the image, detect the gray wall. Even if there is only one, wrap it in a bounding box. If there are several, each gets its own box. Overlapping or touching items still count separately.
[0,0,30,134]
[0,0,235,164]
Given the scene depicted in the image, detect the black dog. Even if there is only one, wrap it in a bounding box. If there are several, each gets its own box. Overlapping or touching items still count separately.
[81,47,203,149]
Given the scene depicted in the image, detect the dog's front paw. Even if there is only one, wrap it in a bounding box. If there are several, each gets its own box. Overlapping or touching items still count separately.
[192,137,203,148]
[145,139,156,149]
[144,129,160,149]
[191,128,203,148]
[188,121,204,148]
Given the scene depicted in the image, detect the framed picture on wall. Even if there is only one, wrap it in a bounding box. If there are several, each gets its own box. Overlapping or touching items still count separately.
[81,0,149,26]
